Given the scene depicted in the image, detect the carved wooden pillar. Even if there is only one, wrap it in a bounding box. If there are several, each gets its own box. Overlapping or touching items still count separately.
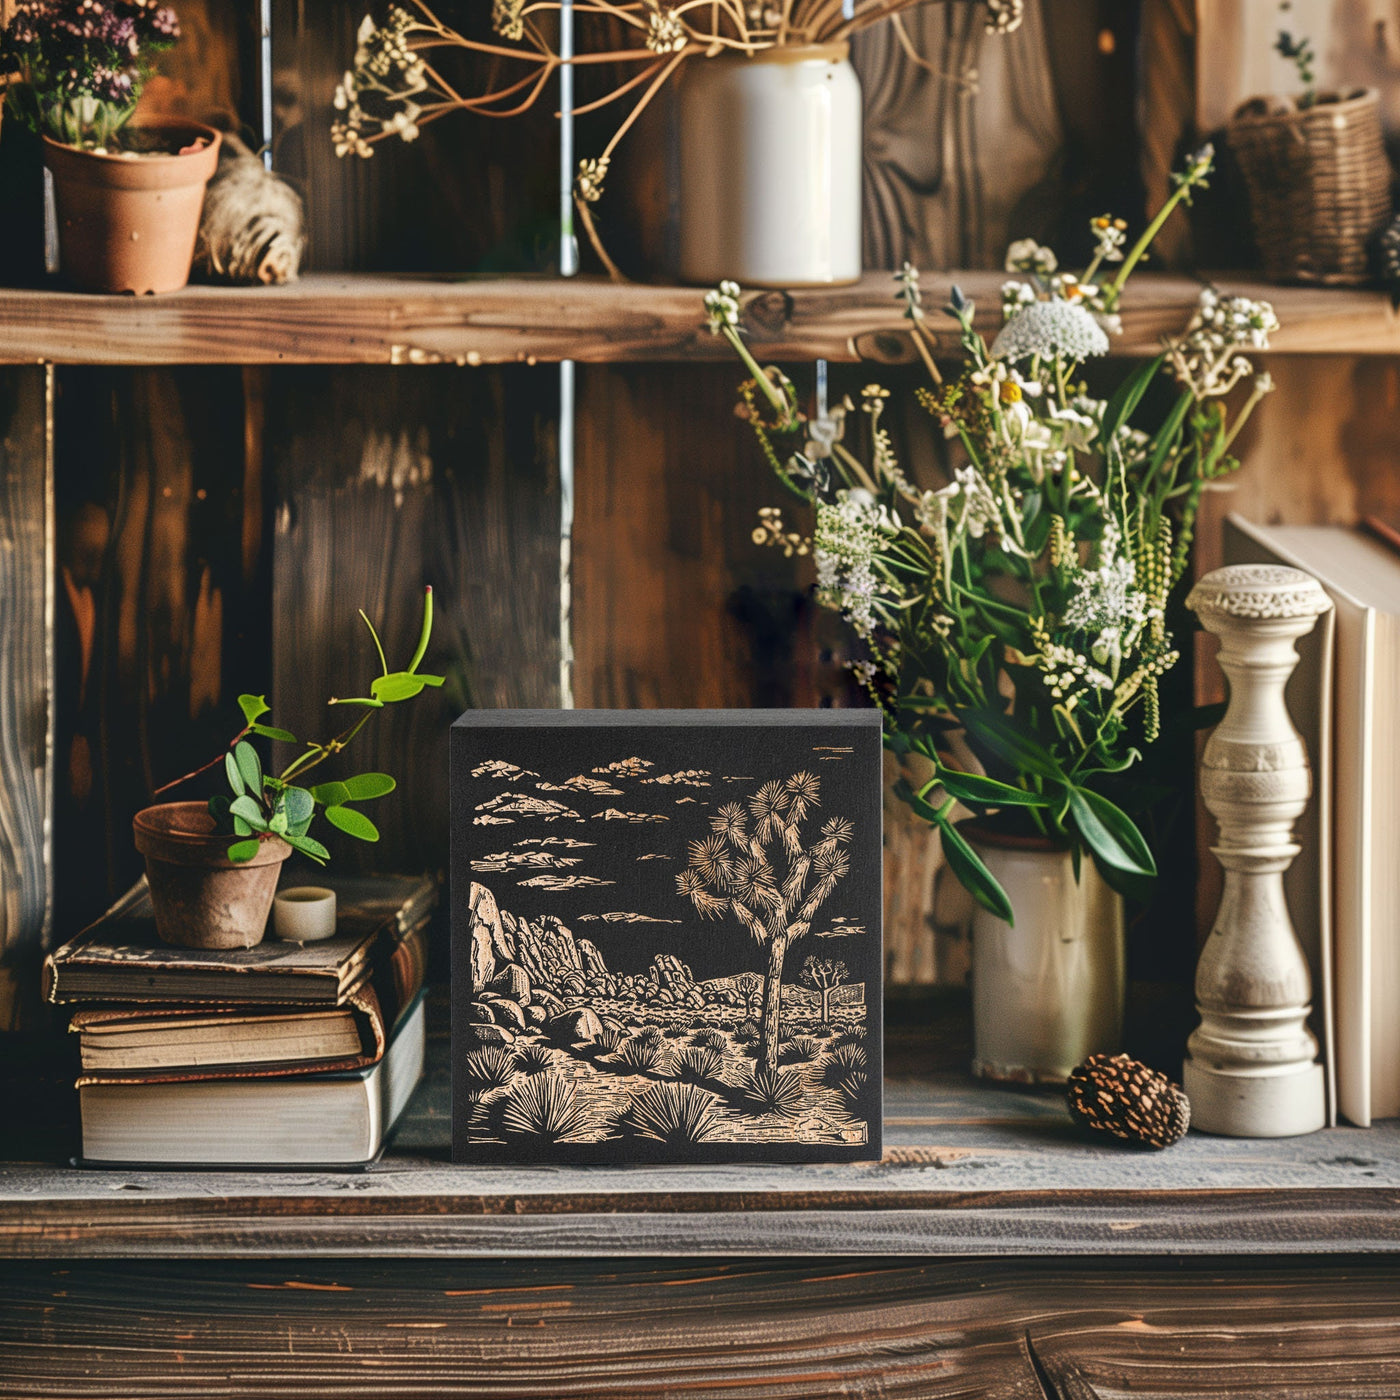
[1185,564,1331,1138]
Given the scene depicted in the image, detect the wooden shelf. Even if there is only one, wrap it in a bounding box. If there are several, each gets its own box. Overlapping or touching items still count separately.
[3,273,1398,367]
[4,1022,1399,1260]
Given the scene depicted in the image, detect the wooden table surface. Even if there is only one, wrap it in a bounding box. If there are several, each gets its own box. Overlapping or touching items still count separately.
[4,999,1399,1396]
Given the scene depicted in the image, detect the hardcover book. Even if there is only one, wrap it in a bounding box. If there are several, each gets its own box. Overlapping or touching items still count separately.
[450,709,883,1163]
[44,873,437,1007]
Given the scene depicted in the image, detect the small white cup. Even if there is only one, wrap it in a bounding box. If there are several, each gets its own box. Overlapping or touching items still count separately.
[273,886,338,942]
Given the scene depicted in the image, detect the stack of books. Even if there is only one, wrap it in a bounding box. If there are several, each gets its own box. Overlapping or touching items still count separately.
[1225,515,1400,1127]
[43,873,436,1166]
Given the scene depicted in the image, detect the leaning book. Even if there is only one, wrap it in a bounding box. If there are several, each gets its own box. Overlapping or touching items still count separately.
[77,993,426,1168]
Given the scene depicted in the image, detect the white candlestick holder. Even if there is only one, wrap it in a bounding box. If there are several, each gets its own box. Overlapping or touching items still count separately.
[1184,564,1332,1138]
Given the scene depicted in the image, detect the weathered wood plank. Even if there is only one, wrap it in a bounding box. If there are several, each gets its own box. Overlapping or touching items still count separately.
[51,368,270,935]
[1,1258,1398,1397]
[5,1020,1400,1259]
[0,274,1395,366]
[268,365,560,878]
[0,367,52,1031]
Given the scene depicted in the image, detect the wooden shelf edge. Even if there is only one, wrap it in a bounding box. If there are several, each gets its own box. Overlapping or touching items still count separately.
[2,273,1397,367]
[3,1187,1399,1259]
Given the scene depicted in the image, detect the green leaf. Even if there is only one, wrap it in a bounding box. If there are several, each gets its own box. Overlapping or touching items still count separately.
[237,694,270,726]
[936,767,1050,810]
[233,740,262,798]
[229,795,268,830]
[1100,354,1163,446]
[327,696,385,710]
[227,838,262,863]
[342,772,395,801]
[960,708,1066,783]
[309,780,351,808]
[282,786,314,827]
[224,749,246,798]
[233,815,252,837]
[287,816,314,839]
[941,822,1015,925]
[324,805,380,842]
[268,809,288,835]
[371,671,445,703]
[284,833,330,864]
[1067,787,1157,877]
[408,585,434,674]
[208,794,231,826]
[360,609,389,676]
[251,723,298,743]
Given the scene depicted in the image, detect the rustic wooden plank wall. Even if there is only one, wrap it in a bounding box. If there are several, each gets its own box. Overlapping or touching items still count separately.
[268,365,561,881]
[51,368,271,936]
[0,369,52,1032]
[3,1257,1400,1397]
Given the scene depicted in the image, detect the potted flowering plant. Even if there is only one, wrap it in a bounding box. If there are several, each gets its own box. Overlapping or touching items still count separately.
[709,147,1282,1080]
[135,588,442,950]
[0,0,220,293]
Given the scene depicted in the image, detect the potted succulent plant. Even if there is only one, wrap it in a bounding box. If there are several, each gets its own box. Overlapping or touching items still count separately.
[135,588,442,950]
[711,148,1281,1081]
[0,0,220,293]
[1227,26,1391,286]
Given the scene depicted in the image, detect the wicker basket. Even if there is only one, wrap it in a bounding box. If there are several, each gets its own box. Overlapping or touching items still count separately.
[1227,87,1393,287]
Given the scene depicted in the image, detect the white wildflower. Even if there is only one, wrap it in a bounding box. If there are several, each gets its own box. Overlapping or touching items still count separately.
[991,299,1111,363]
[1004,238,1057,276]
[704,280,740,335]
[985,0,1024,33]
[1166,288,1279,397]
[1089,214,1128,263]
[813,492,901,637]
[1000,279,1037,320]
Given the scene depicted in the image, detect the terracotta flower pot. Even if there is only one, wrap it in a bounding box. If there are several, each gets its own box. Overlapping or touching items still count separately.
[43,121,221,294]
[133,800,291,950]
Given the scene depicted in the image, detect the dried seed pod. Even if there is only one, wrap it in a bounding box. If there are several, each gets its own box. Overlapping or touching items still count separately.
[195,134,304,286]
[1066,1052,1190,1149]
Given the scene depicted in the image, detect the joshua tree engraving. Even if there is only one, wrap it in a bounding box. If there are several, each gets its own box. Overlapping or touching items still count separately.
[801,956,849,1023]
[677,773,853,1072]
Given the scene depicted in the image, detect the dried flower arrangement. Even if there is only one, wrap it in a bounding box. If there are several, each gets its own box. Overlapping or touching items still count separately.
[0,0,180,148]
[708,146,1282,921]
[332,0,1024,273]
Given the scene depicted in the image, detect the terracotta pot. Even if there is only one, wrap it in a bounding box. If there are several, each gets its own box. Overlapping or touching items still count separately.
[963,824,1125,1085]
[43,121,220,294]
[133,800,291,950]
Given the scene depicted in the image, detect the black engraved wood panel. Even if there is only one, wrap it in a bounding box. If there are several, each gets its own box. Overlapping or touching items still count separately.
[451,709,882,1164]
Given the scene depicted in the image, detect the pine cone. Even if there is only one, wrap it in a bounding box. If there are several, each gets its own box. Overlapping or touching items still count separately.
[1066,1053,1190,1149]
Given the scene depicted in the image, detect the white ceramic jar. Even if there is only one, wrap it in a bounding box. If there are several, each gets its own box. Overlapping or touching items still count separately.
[966,830,1125,1083]
[676,42,862,287]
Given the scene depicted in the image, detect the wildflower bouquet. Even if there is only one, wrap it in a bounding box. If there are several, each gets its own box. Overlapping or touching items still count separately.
[0,0,180,148]
[333,0,1023,275]
[709,146,1280,921]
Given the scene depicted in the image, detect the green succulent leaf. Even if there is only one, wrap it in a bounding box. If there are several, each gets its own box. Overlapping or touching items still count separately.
[1067,786,1157,878]
[342,772,395,802]
[233,740,262,798]
[251,723,298,743]
[324,805,380,842]
[229,795,268,830]
[282,786,315,827]
[269,810,289,835]
[224,750,246,798]
[232,815,253,837]
[227,838,262,863]
[284,833,330,864]
[371,672,432,704]
[309,781,351,808]
[208,794,232,825]
[237,694,270,726]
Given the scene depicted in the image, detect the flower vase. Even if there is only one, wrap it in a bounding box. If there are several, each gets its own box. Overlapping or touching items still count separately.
[965,827,1125,1083]
[676,42,861,288]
